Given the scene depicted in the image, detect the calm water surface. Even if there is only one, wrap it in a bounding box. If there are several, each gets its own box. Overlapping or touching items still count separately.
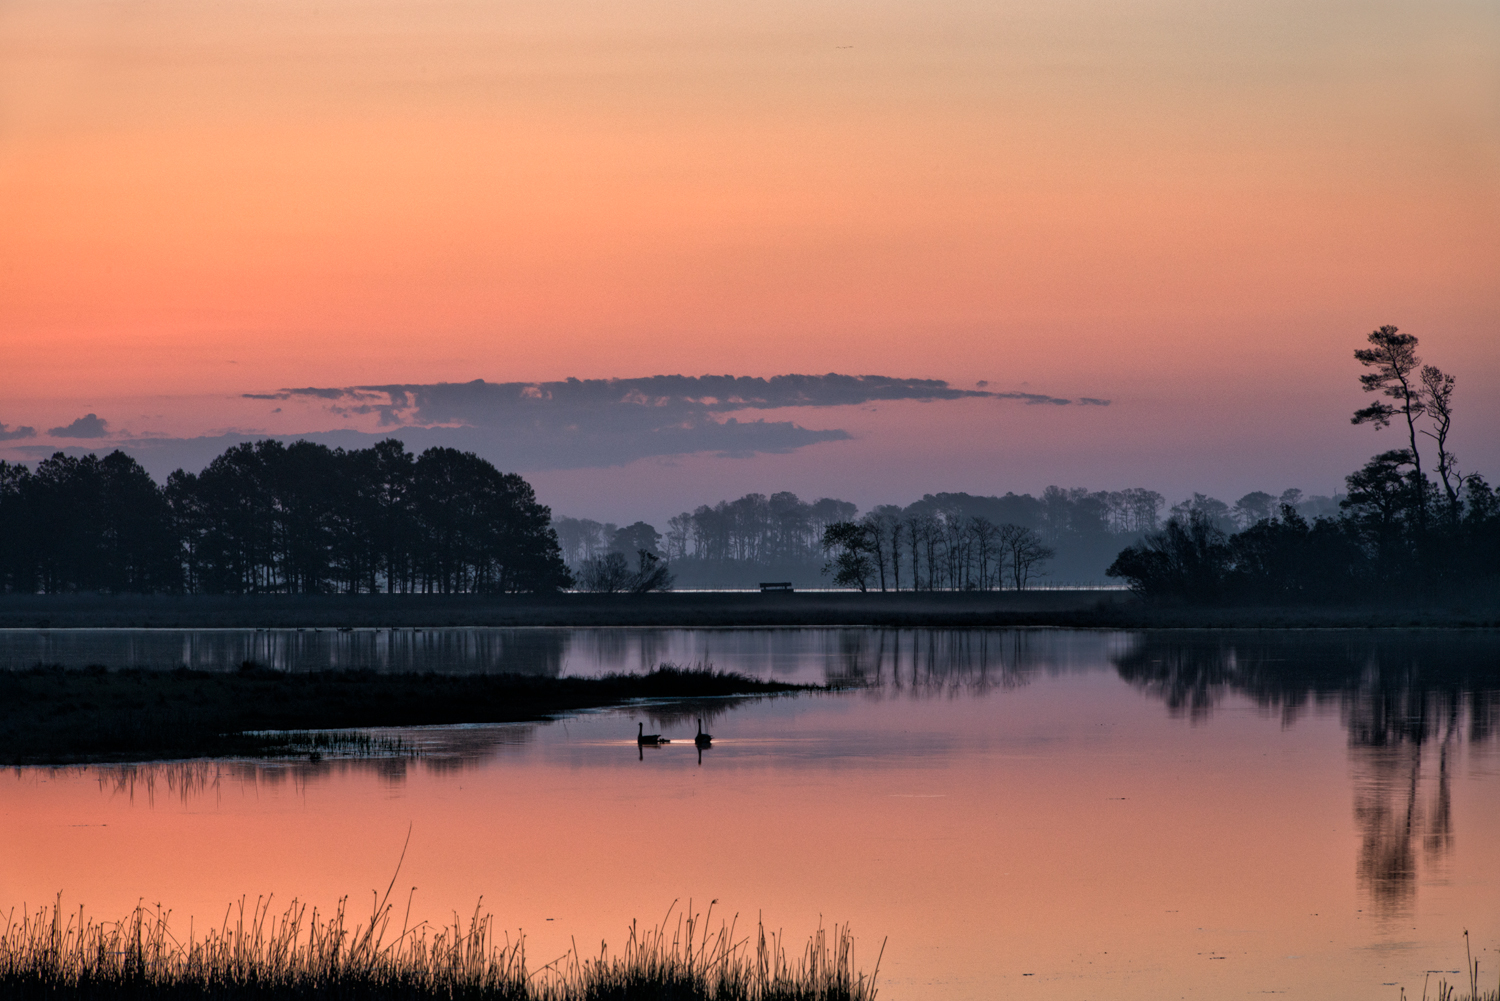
[0,624,1119,677]
[3,628,1498,1001]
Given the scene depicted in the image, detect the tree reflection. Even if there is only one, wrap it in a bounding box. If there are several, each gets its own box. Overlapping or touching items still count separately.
[67,722,544,800]
[823,627,1109,695]
[1112,630,1500,918]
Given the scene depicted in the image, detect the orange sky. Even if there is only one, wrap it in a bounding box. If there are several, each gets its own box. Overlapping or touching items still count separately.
[1,0,1496,511]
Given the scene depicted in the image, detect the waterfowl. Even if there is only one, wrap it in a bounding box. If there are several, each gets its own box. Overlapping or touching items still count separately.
[637,722,667,745]
[694,718,713,748]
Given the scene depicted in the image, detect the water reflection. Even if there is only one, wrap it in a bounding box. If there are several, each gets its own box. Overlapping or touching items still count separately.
[16,627,1499,927]
[1110,630,1500,919]
[84,756,434,801]
[6,627,1498,1001]
[0,627,567,675]
[0,625,1126,682]
[46,721,551,796]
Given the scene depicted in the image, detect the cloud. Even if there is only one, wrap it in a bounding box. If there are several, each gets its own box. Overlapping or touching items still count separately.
[994,392,1072,405]
[0,373,1107,479]
[233,373,1112,471]
[11,420,851,481]
[0,422,38,441]
[48,414,110,438]
[249,373,1104,428]
[218,374,1107,471]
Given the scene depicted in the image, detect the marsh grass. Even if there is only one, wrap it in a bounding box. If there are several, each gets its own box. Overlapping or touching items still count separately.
[1403,978,1500,1001]
[0,892,880,1001]
[244,729,418,760]
[0,665,815,764]
[1399,932,1500,1001]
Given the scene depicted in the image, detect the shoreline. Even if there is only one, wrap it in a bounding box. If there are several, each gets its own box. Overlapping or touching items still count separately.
[0,665,819,766]
[1,591,1497,629]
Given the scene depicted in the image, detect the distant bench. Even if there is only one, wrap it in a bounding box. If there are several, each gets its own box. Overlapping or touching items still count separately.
[758,582,794,593]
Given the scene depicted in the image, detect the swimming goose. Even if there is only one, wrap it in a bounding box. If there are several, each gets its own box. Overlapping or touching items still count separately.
[638,722,667,745]
[694,718,713,748]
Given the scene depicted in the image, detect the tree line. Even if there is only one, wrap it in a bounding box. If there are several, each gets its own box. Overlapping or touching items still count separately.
[819,516,1058,591]
[11,325,1475,601]
[1106,326,1499,603]
[0,440,571,594]
[556,484,1346,590]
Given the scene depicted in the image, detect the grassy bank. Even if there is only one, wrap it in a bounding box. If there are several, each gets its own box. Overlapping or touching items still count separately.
[0,895,881,1001]
[2,590,1497,628]
[0,665,817,765]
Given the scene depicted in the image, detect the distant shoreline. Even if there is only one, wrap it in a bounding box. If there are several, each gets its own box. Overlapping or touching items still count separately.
[0,591,1496,629]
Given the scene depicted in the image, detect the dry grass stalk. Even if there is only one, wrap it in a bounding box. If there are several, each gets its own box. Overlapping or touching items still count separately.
[0,894,879,1001]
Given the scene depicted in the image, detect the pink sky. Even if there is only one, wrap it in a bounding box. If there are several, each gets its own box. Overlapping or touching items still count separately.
[1,0,1496,522]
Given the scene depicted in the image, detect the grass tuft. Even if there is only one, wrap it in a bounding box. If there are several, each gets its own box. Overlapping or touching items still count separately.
[0,894,880,1001]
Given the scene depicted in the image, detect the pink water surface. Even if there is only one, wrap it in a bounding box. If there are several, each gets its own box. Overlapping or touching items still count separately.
[3,636,1498,1001]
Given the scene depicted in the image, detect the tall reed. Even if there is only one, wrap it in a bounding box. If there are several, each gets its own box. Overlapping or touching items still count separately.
[1400,931,1500,1001]
[0,893,879,1001]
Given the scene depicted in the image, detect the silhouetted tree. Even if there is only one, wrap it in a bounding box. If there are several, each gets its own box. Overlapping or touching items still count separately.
[1227,506,1364,603]
[1000,524,1055,591]
[7,452,180,593]
[576,552,634,593]
[1353,325,1428,488]
[1419,364,1459,519]
[821,521,875,591]
[624,485,1175,588]
[664,513,692,561]
[628,550,674,592]
[1232,491,1277,529]
[157,440,566,594]
[553,516,607,567]
[576,548,672,592]
[1107,511,1230,602]
[1341,450,1420,581]
[861,511,898,591]
[1170,493,1235,535]
[365,438,418,593]
[1102,327,1494,604]
[969,516,1001,590]
[405,447,569,593]
[609,521,663,560]
[0,460,38,592]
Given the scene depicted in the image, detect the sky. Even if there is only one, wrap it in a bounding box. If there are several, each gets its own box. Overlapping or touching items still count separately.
[2,0,1497,526]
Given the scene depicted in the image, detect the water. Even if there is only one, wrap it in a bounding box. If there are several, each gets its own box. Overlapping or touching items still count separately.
[3,628,1498,1001]
[0,625,1124,680]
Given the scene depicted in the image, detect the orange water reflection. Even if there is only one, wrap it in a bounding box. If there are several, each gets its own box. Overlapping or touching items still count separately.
[3,631,1498,1001]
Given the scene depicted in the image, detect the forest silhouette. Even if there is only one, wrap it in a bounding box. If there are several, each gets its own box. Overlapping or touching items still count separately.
[1106,327,1498,604]
[0,440,570,594]
[557,487,1237,590]
[2,328,1494,602]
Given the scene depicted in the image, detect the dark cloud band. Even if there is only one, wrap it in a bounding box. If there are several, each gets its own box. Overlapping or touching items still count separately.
[248,374,1108,429]
[47,414,110,438]
[2,373,1108,480]
[0,422,38,441]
